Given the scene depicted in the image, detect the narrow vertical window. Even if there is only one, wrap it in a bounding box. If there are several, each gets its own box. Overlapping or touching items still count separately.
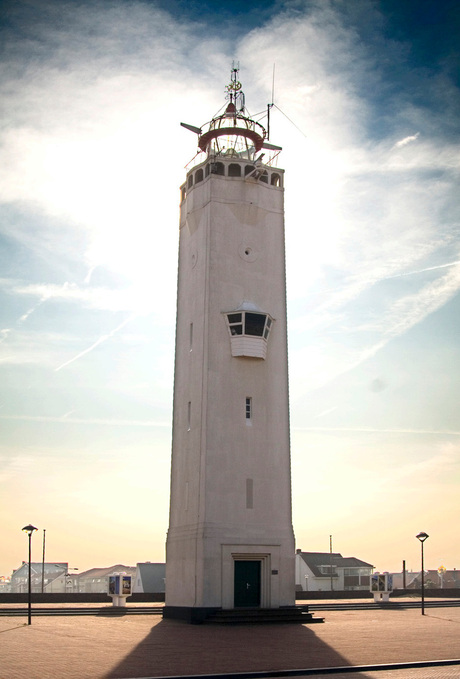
[189,322,193,352]
[246,478,254,509]
[245,397,252,421]
[187,401,191,431]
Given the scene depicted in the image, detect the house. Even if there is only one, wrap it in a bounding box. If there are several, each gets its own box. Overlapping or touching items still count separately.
[0,576,11,593]
[10,562,68,593]
[402,569,460,590]
[75,565,137,593]
[295,550,374,591]
[132,563,165,593]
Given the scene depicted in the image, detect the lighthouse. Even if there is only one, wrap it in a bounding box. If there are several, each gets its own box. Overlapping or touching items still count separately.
[164,68,296,622]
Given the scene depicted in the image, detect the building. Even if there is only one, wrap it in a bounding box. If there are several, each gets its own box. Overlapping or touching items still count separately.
[165,67,295,621]
[399,569,460,590]
[296,551,374,591]
[10,562,68,593]
[75,565,137,593]
[0,576,11,593]
[132,562,166,593]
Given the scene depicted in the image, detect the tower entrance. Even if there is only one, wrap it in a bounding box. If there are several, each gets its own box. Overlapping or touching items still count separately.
[234,560,261,607]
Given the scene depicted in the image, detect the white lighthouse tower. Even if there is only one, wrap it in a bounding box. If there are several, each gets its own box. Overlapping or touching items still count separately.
[164,68,296,623]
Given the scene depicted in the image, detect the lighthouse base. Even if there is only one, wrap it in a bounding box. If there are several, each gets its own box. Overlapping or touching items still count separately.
[162,606,220,624]
[162,605,324,625]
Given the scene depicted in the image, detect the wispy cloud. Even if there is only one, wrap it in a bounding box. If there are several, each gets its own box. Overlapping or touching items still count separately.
[355,261,460,337]
[0,329,11,343]
[290,259,460,393]
[293,426,460,436]
[393,132,420,149]
[379,260,460,281]
[0,414,170,427]
[314,406,338,419]
[54,313,137,371]
[1,279,141,313]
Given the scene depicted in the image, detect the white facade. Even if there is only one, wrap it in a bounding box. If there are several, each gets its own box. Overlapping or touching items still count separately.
[295,551,374,592]
[165,78,295,619]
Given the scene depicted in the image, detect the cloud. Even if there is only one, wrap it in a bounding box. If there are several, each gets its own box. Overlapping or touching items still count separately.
[0,414,170,427]
[314,406,338,419]
[0,329,11,343]
[381,260,460,281]
[346,261,460,338]
[0,329,73,367]
[290,260,460,393]
[393,132,420,149]
[292,426,460,436]
[1,0,459,411]
[381,262,460,335]
[1,279,144,313]
[54,313,137,371]
[0,2,224,284]
[389,443,460,488]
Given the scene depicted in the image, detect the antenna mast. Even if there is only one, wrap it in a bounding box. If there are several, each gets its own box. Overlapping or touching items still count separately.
[267,63,275,140]
[226,61,245,115]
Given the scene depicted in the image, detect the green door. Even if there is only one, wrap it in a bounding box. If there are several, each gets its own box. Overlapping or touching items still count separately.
[234,560,261,607]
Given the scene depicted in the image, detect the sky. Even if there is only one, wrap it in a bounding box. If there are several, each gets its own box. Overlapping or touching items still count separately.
[1,0,459,579]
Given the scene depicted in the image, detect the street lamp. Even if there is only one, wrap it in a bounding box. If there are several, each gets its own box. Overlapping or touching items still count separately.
[416,531,429,615]
[22,524,38,625]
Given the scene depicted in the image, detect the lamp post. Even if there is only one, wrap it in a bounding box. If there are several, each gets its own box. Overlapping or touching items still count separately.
[41,529,46,593]
[329,534,334,592]
[22,524,38,625]
[416,531,429,615]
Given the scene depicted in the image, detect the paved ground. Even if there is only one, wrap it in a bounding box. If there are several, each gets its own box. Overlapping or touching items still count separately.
[309,671,460,678]
[1,602,460,679]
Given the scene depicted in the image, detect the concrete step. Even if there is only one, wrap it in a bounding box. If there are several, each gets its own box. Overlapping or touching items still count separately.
[205,606,325,625]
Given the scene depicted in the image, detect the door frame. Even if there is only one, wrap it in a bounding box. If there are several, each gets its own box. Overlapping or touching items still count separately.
[221,545,276,609]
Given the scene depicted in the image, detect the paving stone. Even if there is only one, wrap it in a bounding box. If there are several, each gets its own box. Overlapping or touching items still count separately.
[1,602,459,679]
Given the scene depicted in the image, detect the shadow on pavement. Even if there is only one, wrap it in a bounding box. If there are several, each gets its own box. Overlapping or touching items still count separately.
[0,623,27,633]
[425,613,460,624]
[105,619,372,679]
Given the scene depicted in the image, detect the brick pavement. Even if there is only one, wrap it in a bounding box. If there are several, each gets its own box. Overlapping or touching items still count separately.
[307,671,460,678]
[1,604,460,679]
